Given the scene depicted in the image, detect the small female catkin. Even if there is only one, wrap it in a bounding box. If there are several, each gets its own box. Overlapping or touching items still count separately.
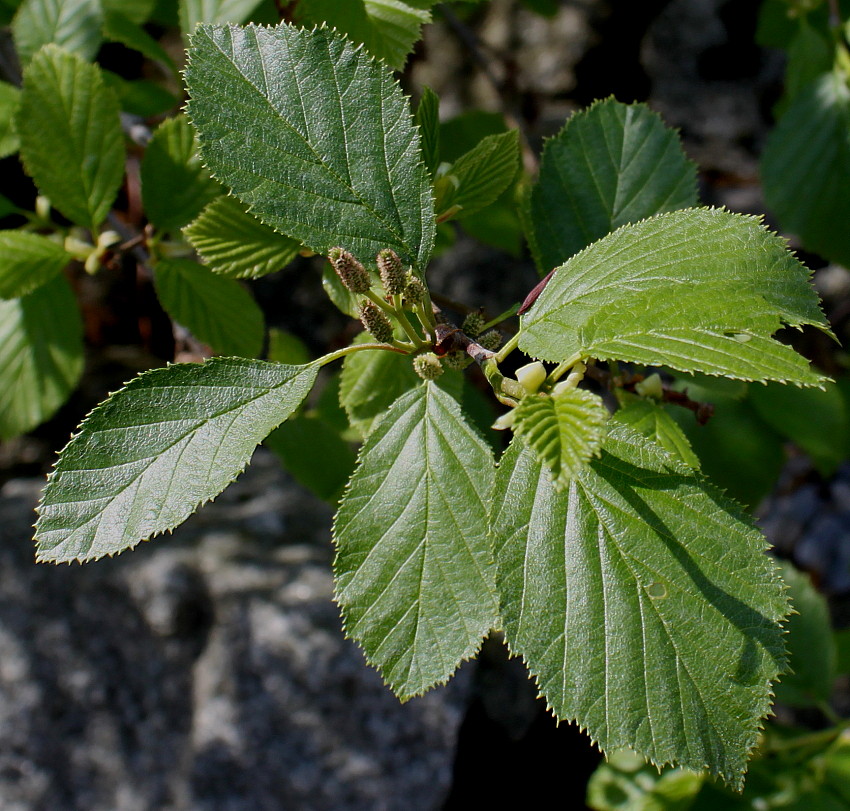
[329,247,371,294]
[358,301,395,343]
[377,248,406,296]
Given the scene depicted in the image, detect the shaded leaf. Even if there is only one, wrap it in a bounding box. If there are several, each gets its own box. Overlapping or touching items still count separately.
[141,115,221,234]
[153,258,264,357]
[0,230,70,299]
[519,208,830,385]
[334,382,498,698]
[492,426,788,787]
[614,393,699,469]
[748,380,848,476]
[103,9,177,71]
[13,0,102,64]
[444,130,519,220]
[528,98,698,272]
[185,23,435,270]
[773,560,835,707]
[762,72,850,268]
[0,81,20,158]
[339,338,420,437]
[184,195,300,278]
[512,387,609,490]
[18,45,124,231]
[179,0,265,32]
[414,86,440,177]
[265,413,356,502]
[295,0,436,71]
[35,358,318,563]
[0,275,83,439]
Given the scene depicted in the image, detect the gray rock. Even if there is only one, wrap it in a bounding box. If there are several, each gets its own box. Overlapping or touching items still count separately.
[0,452,470,811]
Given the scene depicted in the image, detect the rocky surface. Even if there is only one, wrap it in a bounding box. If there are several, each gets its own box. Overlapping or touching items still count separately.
[0,453,469,811]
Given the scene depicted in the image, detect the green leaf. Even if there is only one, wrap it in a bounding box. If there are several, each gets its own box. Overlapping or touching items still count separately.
[528,98,698,272]
[0,82,21,158]
[265,412,356,502]
[102,72,178,117]
[779,19,833,111]
[614,393,699,469]
[153,258,264,357]
[491,425,788,788]
[512,387,609,490]
[18,45,124,231]
[0,231,71,299]
[773,560,835,707]
[102,0,157,24]
[762,72,850,268]
[748,381,848,476]
[185,23,435,271]
[443,130,519,220]
[668,396,784,510]
[519,208,830,385]
[334,382,498,698]
[102,9,177,71]
[587,749,705,811]
[12,0,103,64]
[339,338,420,437]
[141,115,221,234]
[0,275,83,440]
[179,0,265,32]
[267,327,310,366]
[414,86,440,177]
[35,357,319,563]
[295,0,435,71]
[184,195,300,279]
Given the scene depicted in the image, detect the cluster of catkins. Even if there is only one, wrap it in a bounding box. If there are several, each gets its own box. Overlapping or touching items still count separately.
[328,247,501,380]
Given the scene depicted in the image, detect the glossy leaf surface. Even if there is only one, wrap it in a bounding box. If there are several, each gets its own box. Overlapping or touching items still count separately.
[334,382,498,698]
[492,426,788,787]
[35,359,318,562]
[520,208,830,385]
[185,23,435,270]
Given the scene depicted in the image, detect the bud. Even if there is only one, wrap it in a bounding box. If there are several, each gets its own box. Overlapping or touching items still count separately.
[443,350,472,370]
[329,247,371,294]
[413,352,444,380]
[462,311,485,337]
[359,301,394,343]
[516,361,547,394]
[403,273,425,305]
[477,329,503,352]
[377,248,406,296]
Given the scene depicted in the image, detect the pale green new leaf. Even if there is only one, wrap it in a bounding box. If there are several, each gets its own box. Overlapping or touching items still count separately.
[141,115,221,234]
[35,358,319,563]
[519,208,830,385]
[179,0,265,32]
[491,426,788,787]
[153,258,264,357]
[295,0,436,70]
[18,45,124,231]
[13,0,103,64]
[0,82,20,158]
[512,387,609,490]
[0,275,83,440]
[762,72,850,269]
[339,338,420,437]
[0,231,71,299]
[614,393,699,469]
[334,382,498,698]
[447,130,519,220]
[184,195,300,279]
[528,98,698,272]
[185,23,435,270]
